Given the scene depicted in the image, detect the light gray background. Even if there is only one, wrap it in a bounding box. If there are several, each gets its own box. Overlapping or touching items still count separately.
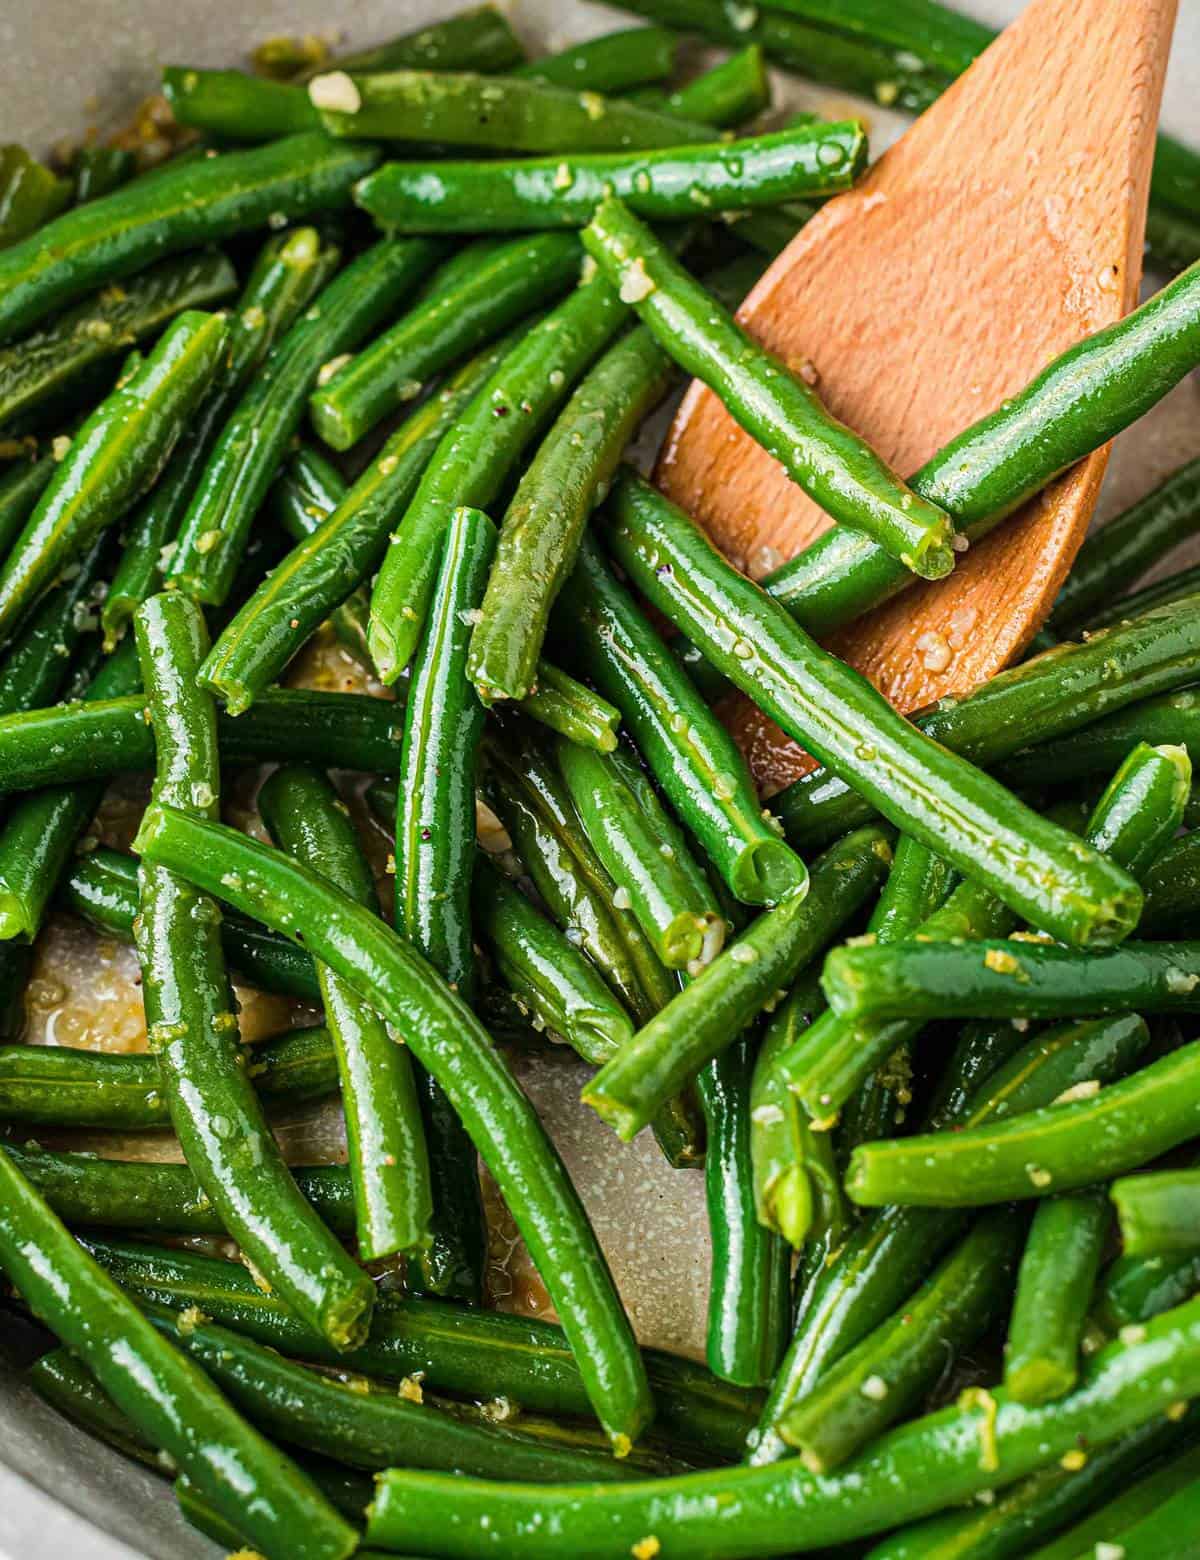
[0,2,1197,1555]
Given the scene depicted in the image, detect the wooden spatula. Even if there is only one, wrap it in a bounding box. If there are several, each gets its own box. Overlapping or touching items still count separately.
[656,0,1177,795]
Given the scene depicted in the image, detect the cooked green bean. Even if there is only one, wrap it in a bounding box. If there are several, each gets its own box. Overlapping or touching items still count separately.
[354,121,867,232]
[0,311,225,643]
[518,661,620,753]
[586,202,956,577]
[1004,1192,1110,1405]
[0,144,71,248]
[163,66,322,139]
[0,132,377,346]
[1001,688,1200,798]
[259,765,432,1264]
[0,1145,357,1558]
[632,45,769,128]
[366,1294,1200,1557]
[0,249,236,432]
[310,235,580,451]
[69,146,135,206]
[167,238,447,607]
[62,845,321,999]
[0,453,54,557]
[1097,1250,1200,1332]
[0,532,106,716]
[779,1210,1023,1472]
[135,802,652,1451]
[583,825,893,1140]
[1113,1168,1200,1259]
[514,28,678,92]
[30,1347,163,1471]
[328,7,525,76]
[607,468,1141,948]
[1084,560,1200,632]
[469,324,674,703]
[103,225,339,647]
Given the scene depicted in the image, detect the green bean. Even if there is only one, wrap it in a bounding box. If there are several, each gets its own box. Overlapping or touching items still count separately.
[0,532,105,716]
[518,661,620,753]
[354,121,867,232]
[515,28,678,92]
[0,452,54,557]
[1113,1169,1200,1259]
[1049,459,1200,631]
[258,765,432,1264]
[167,237,447,607]
[780,1210,1023,1473]
[203,330,521,711]
[368,273,636,686]
[134,593,373,1351]
[312,67,716,151]
[0,145,71,248]
[0,249,236,432]
[144,1300,652,1484]
[366,1294,1200,1558]
[328,7,525,77]
[919,1020,1029,1134]
[0,1145,357,1558]
[1097,1251,1200,1332]
[0,687,405,793]
[30,1348,163,1471]
[1084,560,1200,632]
[62,845,321,999]
[163,66,322,139]
[1004,1192,1110,1405]
[776,592,1200,849]
[103,226,339,648]
[698,1035,791,1387]
[309,234,581,451]
[469,325,674,703]
[1087,1469,1200,1558]
[1134,832,1200,937]
[632,45,770,128]
[1001,689,1200,798]
[587,202,955,577]
[69,146,135,206]
[606,468,1141,948]
[0,311,226,643]
[0,1027,337,1129]
[135,803,652,1451]
[582,824,893,1141]
[0,132,377,346]
[1088,741,1193,880]
[85,1236,760,1461]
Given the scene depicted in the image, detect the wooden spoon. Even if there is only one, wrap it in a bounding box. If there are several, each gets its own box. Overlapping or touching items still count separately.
[656,0,1177,795]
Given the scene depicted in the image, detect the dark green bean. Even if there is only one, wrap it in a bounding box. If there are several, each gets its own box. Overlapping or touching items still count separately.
[606,468,1141,948]
[327,7,525,76]
[514,28,678,92]
[1084,560,1200,632]
[1097,1251,1200,1332]
[0,132,377,346]
[259,765,432,1264]
[632,45,770,128]
[0,144,71,248]
[1113,1169,1200,1259]
[135,802,653,1451]
[30,1347,162,1471]
[0,532,106,718]
[582,825,893,1141]
[354,121,867,232]
[1000,688,1200,797]
[0,453,54,558]
[69,147,135,206]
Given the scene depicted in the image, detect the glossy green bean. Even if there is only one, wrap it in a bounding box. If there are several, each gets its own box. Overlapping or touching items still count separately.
[0,453,54,557]
[0,311,226,643]
[779,1210,1023,1473]
[469,324,674,703]
[1087,741,1192,880]
[518,661,620,753]
[0,145,71,248]
[366,1295,1200,1559]
[69,147,135,206]
[1113,1169,1200,1259]
[163,66,322,139]
[1001,688,1200,797]
[607,468,1141,948]
[1097,1250,1200,1332]
[167,238,445,607]
[135,803,652,1451]
[586,201,955,577]
[1004,1192,1110,1405]
[310,234,580,450]
[354,121,867,232]
[0,532,105,716]
[1137,831,1200,937]
[259,765,432,1264]
[0,1145,357,1558]
[1085,560,1200,632]
[30,1347,162,1471]
[632,45,770,128]
[515,28,678,91]
[62,845,321,999]
[582,825,893,1140]
[0,688,405,793]
[329,7,525,76]
[0,132,377,346]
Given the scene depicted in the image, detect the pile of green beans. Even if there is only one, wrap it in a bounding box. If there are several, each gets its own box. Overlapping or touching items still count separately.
[3,10,1200,1558]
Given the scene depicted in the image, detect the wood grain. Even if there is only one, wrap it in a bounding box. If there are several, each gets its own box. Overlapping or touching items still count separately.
[657,0,1176,793]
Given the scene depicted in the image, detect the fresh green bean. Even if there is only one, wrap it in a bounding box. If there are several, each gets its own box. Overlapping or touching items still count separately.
[632,45,770,128]
[163,66,321,139]
[203,330,520,711]
[354,121,867,232]
[0,249,236,432]
[310,235,580,451]
[368,273,637,685]
[62,845,321,999]
[1113,1169,1200,1259]
[134,593,373,1351]
[69,147,135,206]
[779,1210,1023,1472]
[582,825,893,1140]
[259,765,432,1264]
[366,1294,1200,1558]
[606,468,1141,948]
[0,145,71,248]
[86,1236,759,1460]
[1004,1192,1110,1405]
[103,226,339,647]
[167,238,447,607]
[514,28,678,92]
[0,132,377,346]
[0,1145,357,1558]
[586,201,956,577]
[135,803,652,1451]
[698,1035,791,1387]
[329,7,525,77]
[0,311,226,643]
[469,324,674,703]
